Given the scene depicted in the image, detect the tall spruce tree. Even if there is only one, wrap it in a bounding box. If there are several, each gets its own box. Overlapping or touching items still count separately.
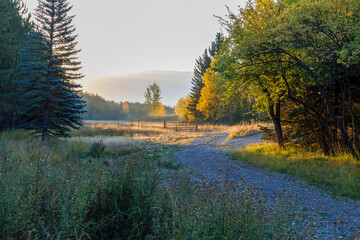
[17,0,85,140]
[0,0,30,129]
[188,33,223,120]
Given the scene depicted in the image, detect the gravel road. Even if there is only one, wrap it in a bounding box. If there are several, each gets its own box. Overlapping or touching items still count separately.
[174,133,360,239]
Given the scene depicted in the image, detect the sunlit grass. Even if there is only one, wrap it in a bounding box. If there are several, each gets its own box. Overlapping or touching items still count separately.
[76,120,270,146]
[0,131,312,239]
[225,121,269,141]
[233,143,360,198]
[74,121,206,145]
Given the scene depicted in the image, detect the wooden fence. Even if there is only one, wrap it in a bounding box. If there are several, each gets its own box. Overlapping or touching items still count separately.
[163,121,198,132]
[85,120,199,132]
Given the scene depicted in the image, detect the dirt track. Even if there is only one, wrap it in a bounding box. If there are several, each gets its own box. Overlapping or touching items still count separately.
[174,133,360,239]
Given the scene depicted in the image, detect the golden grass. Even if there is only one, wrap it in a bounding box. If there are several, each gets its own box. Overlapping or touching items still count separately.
[73,121,206,145]
[76,120,270,145]
[233,142,360,198]
[225,121,271,141]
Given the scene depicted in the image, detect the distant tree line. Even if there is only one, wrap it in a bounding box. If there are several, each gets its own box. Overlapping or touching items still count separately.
[81,92,174,121]
[177,0,360,158]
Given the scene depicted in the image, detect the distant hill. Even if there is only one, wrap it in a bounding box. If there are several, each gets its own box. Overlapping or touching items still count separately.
[82,70,193,106]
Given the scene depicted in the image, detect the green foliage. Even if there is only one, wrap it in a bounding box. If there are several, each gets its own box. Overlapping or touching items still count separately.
[188,33,224,120]
[212,0,360,155]
[0,0,31,129]
[0,132,311,239]
[17,0,85,140]
[89,139,107,158]
[80,92,125,120]
[144,82,167,117]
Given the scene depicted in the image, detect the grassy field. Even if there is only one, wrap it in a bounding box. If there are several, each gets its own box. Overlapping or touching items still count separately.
[0,126,313,239]
[233,143,360,199]
[77,120,267,143]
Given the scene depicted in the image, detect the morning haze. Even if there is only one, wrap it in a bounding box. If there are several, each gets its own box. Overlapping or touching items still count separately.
[84,71,193,106]
[3,0,360,238]
[23,0,243,104]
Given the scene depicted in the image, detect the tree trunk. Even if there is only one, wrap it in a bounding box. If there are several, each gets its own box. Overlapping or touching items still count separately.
[269,102,284,146]
[280,48,359,159]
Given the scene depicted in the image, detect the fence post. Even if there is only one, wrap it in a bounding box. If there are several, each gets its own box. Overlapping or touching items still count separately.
[138,120,140,131]
[176,123,178,132]
[164,120,166,129]
[196,121,198,132]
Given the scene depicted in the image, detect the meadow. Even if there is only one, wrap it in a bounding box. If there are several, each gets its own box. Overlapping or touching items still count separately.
[0,123,313,239]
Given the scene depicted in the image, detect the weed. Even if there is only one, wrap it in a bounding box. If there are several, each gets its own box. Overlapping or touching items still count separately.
[89,139,107,158]
[233,143,360,198]
[0,130,313,239]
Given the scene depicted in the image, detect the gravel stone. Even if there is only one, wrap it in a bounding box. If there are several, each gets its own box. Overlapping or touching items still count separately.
[174,133,360,239]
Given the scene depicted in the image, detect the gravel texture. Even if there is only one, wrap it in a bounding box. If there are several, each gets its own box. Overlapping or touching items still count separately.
[174,133,360,239]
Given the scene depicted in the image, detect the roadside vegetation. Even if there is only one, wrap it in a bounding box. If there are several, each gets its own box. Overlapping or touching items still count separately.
[225,121,266,141]
[0,130,313,239]
[233,143,360,199]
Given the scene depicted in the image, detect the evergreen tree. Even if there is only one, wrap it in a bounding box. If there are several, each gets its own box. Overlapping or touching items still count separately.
[188,33,223,120]
[17,0,85,140]
[188,49,211,119]
[0,0,30,129]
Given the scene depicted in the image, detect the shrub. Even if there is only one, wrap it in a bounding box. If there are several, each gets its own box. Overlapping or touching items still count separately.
[89,139,107,158]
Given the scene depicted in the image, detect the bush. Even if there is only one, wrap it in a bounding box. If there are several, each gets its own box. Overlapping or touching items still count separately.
[89,139,106,158]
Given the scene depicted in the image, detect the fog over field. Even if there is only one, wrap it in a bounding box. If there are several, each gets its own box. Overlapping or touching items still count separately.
[82,70,192,106]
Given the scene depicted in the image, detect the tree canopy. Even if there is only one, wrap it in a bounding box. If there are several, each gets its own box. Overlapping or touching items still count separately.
[177,0,360,158]
[144,82,167,117]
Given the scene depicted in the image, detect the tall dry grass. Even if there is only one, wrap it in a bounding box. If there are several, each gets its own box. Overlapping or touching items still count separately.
[75,120,270,145]
[0,130,314,239]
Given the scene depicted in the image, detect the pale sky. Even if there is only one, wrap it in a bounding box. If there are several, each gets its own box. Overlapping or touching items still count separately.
[23,0,245,105]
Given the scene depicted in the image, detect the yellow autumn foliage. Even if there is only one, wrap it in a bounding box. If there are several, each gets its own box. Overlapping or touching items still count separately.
[175,95,195,122]
[151,104,167,117]
[197,69,218,120]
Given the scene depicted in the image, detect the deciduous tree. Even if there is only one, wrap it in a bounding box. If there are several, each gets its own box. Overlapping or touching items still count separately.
[175,95,194,122]
[188,33,223,120]
[144,82,167,117]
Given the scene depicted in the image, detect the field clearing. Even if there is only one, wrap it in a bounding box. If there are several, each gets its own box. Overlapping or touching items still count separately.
[76,120,270,145]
